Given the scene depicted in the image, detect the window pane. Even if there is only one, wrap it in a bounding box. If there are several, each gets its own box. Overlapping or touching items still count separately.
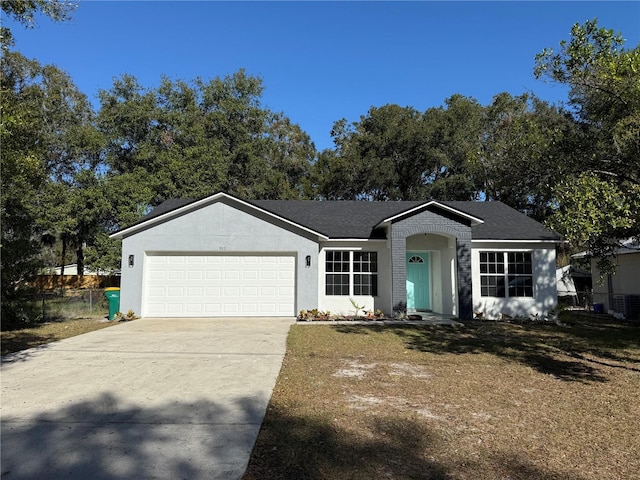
[480,251,504,275]
[354,274,378,296]
[508,252,532,275]
[508,276,533,297]
[480,275,505,297]
[354,252,377,273]
[326,250,350,273]
[326,274,349,295]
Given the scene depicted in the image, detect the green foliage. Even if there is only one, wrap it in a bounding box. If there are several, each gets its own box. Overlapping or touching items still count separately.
[314,97,484,201]
[422,95,485,200]
[1,51,51,322]
[1,0,77,49]
[0,48,111,326]
[349,298,366,318]
[97,70,316,206]
[536,19,640,267]
[548,175,640,275]
[480,92,578,221]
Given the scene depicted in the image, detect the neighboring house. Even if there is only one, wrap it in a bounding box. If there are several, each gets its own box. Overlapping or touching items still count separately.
[556,265,592,307]
[41,264,115,276]
[110,192,560,320]
[590,239,640,319]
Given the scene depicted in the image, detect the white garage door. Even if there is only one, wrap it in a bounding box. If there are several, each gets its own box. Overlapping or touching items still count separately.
[144,254,295,317]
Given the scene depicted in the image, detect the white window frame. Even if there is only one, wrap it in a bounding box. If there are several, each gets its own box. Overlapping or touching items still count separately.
[479,250,534,298]
[324,250,378,297]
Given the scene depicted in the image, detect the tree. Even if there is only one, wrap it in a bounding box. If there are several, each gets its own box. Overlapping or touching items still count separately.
[98,70,316,208]
[313,97,484,201]
[535,19,640,268]
[479,92,578,221]
[421,95,484,201]
[1,49,102,325]
[1,0,77,50]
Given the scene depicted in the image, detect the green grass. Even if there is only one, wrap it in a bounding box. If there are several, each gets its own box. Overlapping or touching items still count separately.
[244,313,640,480]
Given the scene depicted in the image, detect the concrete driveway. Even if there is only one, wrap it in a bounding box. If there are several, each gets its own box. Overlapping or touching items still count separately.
[1,317,294,480]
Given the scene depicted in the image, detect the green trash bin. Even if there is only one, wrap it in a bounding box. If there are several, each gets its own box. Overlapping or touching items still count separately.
[105,287,121,320]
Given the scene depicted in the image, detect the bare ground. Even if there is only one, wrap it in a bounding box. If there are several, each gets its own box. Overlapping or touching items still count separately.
[244,315,640,480]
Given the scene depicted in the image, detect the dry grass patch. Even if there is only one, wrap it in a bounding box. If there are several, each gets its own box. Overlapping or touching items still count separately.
[245,315,640,480]
[1,316,118,356]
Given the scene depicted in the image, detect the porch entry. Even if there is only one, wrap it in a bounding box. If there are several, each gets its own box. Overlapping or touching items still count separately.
[406,252,430,311]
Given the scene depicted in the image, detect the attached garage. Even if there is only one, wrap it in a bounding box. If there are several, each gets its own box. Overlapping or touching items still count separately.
[143,254,296,317]
[110,195,320,318]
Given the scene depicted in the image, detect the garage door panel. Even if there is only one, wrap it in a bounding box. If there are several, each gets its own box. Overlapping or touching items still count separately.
[261,286,276,295]
[205,271,221,280]
[187,271,203,280]
[243,286,259,296]
[260,270,276,280]
[204,304,222,314]
[166,304,184,314]
[167,287,184,297]
[167,271,185,281]
[185,304,203,314]
[187,287,203,297]
[243,270,259,280]
[280,286,294,295]
[147,270,166,281]
[144,254,295,317]
[206,286,221,296]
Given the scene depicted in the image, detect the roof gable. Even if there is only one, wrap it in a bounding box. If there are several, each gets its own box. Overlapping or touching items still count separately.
[110,192,328,240]
[380,201,484,226]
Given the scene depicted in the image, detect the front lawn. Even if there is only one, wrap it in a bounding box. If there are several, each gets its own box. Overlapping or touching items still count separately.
[244,314,640,480]
[1,316,118,356]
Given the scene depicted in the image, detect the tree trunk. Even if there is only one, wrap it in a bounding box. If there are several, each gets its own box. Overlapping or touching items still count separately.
[60,238,67,276]
[76,243,84,276]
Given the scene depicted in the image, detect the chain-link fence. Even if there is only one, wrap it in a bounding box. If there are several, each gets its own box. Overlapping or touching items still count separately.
[36,289,110,321]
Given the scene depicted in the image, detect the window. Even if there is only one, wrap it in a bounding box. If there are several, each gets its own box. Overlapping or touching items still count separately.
[480,251,533,298]
[325,251,350,295]
[325,251,378,296]
[507,252,533,297]
[353,252,378,295]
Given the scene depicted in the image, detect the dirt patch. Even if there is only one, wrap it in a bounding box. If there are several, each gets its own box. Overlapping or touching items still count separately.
[333,359,377,379]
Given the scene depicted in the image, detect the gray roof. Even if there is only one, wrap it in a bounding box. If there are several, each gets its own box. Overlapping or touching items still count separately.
[439,201,560,241]
[126,195,560,241]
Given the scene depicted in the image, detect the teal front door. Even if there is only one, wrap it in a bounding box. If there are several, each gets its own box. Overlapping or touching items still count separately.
[406,252,430,311]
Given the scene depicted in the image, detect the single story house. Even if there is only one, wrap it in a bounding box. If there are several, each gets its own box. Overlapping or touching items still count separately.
[589,239,640,319]
[110,192,560,320]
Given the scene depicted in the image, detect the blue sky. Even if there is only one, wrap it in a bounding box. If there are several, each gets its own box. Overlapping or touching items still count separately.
[6,1,640,151]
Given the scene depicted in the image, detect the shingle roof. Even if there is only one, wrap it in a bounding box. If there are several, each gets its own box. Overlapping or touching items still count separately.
[440,201,560,241]
[250,200,425,239]
[123,194,560,241]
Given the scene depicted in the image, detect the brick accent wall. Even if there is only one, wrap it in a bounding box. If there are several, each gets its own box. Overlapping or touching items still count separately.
[391,208,473,320]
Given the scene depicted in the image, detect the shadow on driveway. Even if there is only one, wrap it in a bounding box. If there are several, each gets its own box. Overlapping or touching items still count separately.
[2,392,264,480]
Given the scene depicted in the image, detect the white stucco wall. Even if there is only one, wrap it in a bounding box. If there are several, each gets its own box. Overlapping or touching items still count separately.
[118,200,319,317]
[592,252,640,310]
[317,241,391,316]
[471,242,557,319]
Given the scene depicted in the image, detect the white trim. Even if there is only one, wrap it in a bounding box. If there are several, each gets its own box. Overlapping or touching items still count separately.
[110,192,328,240]
[472,239,558,244]
[381,201,484,225]
[325,238,387,243]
